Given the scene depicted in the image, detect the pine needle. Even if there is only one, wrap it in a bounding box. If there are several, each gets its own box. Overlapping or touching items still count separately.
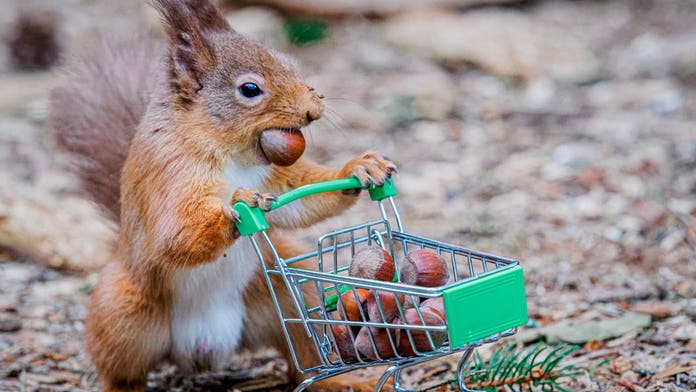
[457,343,580,391]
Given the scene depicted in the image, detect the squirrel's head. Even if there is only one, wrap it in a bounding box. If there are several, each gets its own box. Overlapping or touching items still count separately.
[154,0,323,166]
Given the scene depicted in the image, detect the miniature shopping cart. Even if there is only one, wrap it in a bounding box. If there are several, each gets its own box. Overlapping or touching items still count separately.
[233,178,528,392]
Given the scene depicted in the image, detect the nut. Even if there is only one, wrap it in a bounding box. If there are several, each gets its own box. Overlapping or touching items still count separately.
[330,323,358,362]
[336,288,370,321]
[365,291,405,331]
[349,245,395,282]
[420,297,446,320]
[399,249,450,287]
[355,326,399,360]
[259,129,305,166]
[396,307,447,356]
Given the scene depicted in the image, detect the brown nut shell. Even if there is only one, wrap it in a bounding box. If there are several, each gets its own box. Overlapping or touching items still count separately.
[337,288,370,321]
[349,246,395,282]
[399,249,450,287]
[330,324,358,363]
[420,297,446,321]
[396,307,447,356]
[259,128,305,166]
[354,326,399,360]
[365,291,405,330]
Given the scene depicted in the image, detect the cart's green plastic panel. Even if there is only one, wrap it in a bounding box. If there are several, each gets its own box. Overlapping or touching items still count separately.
[443,266,527,348]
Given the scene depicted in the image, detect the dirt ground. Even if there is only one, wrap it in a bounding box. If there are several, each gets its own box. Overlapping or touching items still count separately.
[1,0,695,391]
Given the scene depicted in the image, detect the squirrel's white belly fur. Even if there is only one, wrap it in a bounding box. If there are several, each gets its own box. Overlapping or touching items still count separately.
[170,163,270,371]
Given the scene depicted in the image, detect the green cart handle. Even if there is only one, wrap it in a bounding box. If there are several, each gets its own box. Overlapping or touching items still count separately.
[232,177,397,236]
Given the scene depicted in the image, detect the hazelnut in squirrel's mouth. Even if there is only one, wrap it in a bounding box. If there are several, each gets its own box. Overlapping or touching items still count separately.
[259,128,305,166]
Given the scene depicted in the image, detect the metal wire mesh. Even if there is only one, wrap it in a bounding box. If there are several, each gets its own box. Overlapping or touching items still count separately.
[247,198,520,377]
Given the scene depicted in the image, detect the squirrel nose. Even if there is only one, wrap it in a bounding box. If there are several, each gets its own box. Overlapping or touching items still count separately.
[306,108,321,123]
[305,92,323,124]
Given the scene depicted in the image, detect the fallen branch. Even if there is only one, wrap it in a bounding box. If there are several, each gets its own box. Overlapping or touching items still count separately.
[0,174,115,271]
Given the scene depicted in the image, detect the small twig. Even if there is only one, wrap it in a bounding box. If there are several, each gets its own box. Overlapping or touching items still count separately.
[562,348,620,366]
[617,379,638,392]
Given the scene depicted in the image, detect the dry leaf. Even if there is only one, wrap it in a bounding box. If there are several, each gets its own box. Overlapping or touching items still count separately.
[584,339,606,351]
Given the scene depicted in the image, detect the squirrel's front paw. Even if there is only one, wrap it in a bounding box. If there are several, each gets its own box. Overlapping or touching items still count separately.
[223,188,277,238]
[341,152,397,192]
[230,188,278,211]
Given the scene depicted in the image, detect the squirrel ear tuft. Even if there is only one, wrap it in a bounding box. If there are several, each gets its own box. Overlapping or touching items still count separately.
[181,0,231,33]
[152,0,231,103]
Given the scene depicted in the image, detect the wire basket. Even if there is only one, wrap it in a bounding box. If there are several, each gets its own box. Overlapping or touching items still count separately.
[233,178,528,392]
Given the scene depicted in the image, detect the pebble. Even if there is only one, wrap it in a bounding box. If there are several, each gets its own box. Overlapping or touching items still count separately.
[619,176,646,198]
[541,162,574,181]
[684,300,696,318]
[552,142,602,168]
[674,142,696,165]
[616,215,643,234]
[673,324,696,341]
[651,89,683,115]
[615,32,696,79]
[583,115,640,146]
[522,77,557,110]
[603,226,623,242]
[29,278,85,300]
[493,153,545,185]
[1,263,39,283]
[573,192,603,219]
[620,370,639,383]
[667,198,696,215]
[603,194,629,216]
[0,313,22,332]
[411,121,447,145]
[660,231,685,252]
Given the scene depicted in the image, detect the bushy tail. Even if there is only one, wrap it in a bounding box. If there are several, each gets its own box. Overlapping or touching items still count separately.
[50,38,161,222]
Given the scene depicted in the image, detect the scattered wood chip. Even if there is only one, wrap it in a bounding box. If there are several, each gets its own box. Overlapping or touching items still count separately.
[584,339,606,351]
[610,356,633,375]
[630,301,675,319]
[45,352,71,362]
[654,364,693,381]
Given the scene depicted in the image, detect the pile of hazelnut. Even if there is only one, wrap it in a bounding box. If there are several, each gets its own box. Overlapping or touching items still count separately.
[330,245,451,362]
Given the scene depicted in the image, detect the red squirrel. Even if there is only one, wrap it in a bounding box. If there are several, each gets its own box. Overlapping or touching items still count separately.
[50,0,396,391]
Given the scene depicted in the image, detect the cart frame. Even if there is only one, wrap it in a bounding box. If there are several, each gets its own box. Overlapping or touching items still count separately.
[233,178,528,391]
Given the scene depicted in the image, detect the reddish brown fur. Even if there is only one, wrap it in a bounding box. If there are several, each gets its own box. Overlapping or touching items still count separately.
[51,1,396,391]
[50,38,161,221]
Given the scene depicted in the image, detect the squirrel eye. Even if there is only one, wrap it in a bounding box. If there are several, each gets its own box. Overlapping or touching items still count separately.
[239,82,262,98]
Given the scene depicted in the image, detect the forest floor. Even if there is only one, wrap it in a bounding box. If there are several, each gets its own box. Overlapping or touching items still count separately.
[1,0,695,391]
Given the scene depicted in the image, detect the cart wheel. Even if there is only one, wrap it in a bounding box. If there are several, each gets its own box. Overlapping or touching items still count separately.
[456,347,481,392]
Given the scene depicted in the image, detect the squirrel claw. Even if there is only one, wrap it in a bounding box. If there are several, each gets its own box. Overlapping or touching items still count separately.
[341,152,397,190]
[222,205,242,238]
[256,193,276,211]
[231,187,277,212]
[221,204,241,222]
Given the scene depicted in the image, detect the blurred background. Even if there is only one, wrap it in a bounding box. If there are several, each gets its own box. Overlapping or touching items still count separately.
[0,0,694,390]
